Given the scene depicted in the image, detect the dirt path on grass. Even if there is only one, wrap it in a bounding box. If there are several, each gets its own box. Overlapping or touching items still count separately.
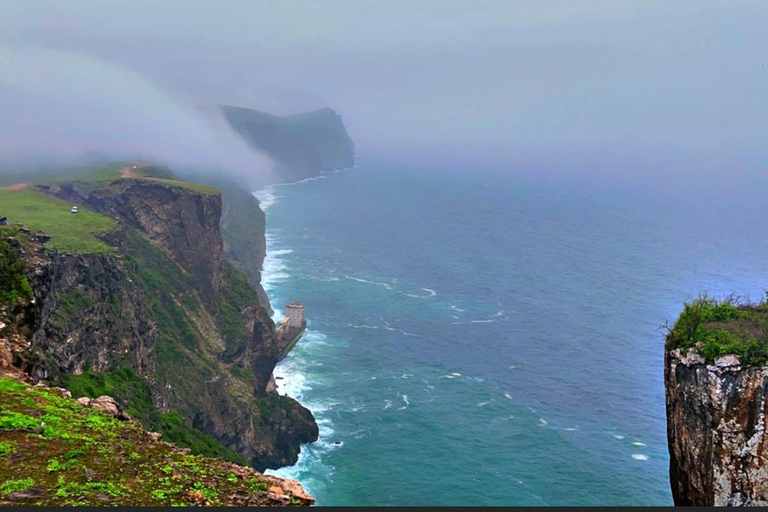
[120,166,137,178]
[0,183,28,191]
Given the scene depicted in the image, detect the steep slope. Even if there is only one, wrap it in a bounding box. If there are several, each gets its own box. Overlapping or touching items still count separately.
[0,375,313,506]
[220,105,355,185]
[665,295,768,506]
[0,173,318,471]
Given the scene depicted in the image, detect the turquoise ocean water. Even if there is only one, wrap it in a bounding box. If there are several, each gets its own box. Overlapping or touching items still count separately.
[261,160,768,506]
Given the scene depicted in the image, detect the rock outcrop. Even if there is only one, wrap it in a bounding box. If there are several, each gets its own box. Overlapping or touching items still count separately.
[665,348,768,505]
[220,105,355,186]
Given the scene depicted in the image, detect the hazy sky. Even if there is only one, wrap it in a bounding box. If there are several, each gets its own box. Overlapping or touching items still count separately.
[0,1,766,173]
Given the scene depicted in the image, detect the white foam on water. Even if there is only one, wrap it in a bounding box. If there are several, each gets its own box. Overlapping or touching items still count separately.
[345,275,392,289]
[478,400,492,407]
[539,418,548,426]
[451,305,466,312]
[504,393,513,400]
[453,319,496,324]
[613,434,625,440]
[422,288,437,297]
[450,372,462,377]
[276,174,328,186]
[349,324,379,330]
[398,394,410,410]
[379,316,419,337]
[383,400,393,410]
[401,374,413,379]
[632,454,649,461]
[564,427,578,432]
[632,441,646,447]
[253,187,279,213]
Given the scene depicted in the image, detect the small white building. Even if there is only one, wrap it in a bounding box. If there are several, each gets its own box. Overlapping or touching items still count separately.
[285,301,305,329]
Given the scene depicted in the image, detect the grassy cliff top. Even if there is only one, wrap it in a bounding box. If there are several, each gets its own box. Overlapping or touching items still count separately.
[666,294,768,366]
[0,187,117,254]
[0,377,310,507]
[0,162,221,254]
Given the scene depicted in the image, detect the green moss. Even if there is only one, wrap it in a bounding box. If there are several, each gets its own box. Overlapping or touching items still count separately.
[667,293,768,366]
[0,441,16,456]
[0,188,116,254]
[56,285,93,323]
[1,477,34,495]
[0,411,41,430]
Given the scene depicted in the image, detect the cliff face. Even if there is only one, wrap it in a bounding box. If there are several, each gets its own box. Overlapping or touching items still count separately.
[665,349,768,506]
[39,180,224,310]
[0,176,318,471]
[220,105,355,185]
[217,181,271,314]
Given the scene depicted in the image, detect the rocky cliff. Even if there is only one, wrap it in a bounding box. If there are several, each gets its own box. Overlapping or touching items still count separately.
[665,296,768,506]
[0,173,318,471]
[220,105,355,185]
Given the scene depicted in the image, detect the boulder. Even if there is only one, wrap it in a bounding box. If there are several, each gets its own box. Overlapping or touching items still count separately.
[89,395,132,420]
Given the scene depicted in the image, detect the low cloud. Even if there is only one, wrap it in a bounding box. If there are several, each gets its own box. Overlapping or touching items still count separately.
[0,45,271,180]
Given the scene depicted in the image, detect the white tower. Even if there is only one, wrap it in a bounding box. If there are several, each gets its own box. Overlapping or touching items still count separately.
[286,301,305,329]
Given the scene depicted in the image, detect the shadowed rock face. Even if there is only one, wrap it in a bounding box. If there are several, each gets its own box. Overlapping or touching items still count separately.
[665,349,768,506]
[220,105,356,185]
[2,178,318,470]
[26,243,158,382]
[40,180,224,310]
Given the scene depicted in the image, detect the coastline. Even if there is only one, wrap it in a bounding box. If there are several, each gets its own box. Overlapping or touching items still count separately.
[253,174,349,502]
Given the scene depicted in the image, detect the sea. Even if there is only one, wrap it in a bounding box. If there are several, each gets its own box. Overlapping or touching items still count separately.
[260,158,768,506]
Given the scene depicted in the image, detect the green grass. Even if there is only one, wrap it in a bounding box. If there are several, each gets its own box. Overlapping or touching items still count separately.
[59,368,248,466]
[0,441,16,456]
[0,188,117,254]
[0,163,127,187]
[1,477,34,494]
[0,376,296,506]
[666,293,768,366]
[144,178,219,195]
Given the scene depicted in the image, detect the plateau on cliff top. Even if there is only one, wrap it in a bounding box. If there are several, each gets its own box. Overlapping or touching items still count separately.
[665,293,768,366]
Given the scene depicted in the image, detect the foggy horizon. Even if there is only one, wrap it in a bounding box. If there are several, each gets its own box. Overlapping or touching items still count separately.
[1,1,766,179]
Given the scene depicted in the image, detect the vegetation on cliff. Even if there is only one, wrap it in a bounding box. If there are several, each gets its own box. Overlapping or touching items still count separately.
[60,368,248,466]
[0,238,33,306]
[666,293,768,365]
[0,376,310,506]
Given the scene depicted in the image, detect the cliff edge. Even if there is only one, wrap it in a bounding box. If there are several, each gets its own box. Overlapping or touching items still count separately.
[665,295,768,506]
